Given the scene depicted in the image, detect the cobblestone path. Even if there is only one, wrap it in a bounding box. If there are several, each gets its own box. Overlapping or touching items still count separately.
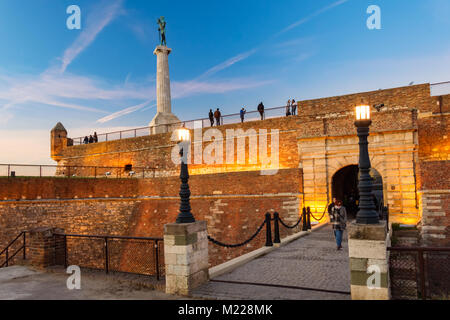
[193,225,351,300]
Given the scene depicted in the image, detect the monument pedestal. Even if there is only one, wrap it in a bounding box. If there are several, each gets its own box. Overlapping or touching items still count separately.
[164,221,209,296]
[150,45,180,134]
[348,221,391,300]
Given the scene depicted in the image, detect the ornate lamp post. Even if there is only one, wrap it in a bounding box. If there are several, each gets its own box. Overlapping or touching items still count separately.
[175,128,195,224]
[354,105,379,224]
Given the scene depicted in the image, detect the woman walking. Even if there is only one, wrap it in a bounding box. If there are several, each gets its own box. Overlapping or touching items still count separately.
[329,199,347,250]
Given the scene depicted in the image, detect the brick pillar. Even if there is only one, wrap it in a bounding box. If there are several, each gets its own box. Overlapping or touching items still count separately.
[28,227,65,268]
[348,221,390,300]
[164,221,209,296]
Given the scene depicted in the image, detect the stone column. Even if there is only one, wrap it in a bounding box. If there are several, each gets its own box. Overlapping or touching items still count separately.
[27,227,65,268]
[164,221,209,296]
[149,46,180,134]
[348,221,390,300]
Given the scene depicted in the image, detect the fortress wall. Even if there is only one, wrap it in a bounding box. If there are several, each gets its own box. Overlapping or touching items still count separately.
[417,113,450,245]
[299,84,434,116]
[0,169,302,267]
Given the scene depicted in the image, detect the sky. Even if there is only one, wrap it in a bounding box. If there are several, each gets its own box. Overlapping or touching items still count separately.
[0,0,449,164]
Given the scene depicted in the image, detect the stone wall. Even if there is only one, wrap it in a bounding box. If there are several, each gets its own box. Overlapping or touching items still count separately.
[0,169,302,267]
[417,113,450,245]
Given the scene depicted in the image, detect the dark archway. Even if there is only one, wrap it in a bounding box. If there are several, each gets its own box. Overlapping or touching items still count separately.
[332,165,383,219]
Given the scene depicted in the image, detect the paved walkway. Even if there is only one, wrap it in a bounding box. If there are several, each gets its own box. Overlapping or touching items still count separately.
[193,225,351,300]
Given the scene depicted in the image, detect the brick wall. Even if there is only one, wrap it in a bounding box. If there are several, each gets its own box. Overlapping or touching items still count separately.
[417,113,450,245]
[0,168,302,267]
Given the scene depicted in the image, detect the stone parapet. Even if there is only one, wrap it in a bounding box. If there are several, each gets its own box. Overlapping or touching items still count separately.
[164,221,209,296]
[348,221,390,300]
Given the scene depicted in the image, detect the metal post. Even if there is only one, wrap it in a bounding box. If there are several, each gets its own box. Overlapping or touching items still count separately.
[5,247,8,267]
[265,213,273,247]
[23,232,26,260]
[134,129,137,138]
[418,249,426,299]
[8,164,10,178]
[273,212,281,244]
[355,119,379,224]
[302,208,307,231]
[39,166,42,178]
[64,235,68,269]
[105,237,109,274]
[307,207,312,230]
[176,143,195,223]
[155,241,160,281]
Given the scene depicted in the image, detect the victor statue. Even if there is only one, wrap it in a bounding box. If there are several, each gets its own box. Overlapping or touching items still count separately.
[157,16,167,46]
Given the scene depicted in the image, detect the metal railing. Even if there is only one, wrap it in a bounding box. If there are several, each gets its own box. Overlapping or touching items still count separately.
[388,246,450,300]
[0,232,26,268]
[56,233,164,280]
[70,104,295,145]
[0,164,157,179]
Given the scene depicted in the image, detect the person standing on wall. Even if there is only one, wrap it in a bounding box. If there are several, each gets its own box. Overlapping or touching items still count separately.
[240,107,246,123]
[291,99,297,115]
[209,109,214,127]
[257,102,265,120]
[83,136,89,144]
[214,108,221,126]
[93,132,98,143]
[286,99,291,116]
[329,199,347,250]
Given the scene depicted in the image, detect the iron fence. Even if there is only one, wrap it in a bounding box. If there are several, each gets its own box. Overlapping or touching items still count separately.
[0,164,156,179]
[56,233,164,280]
[388,247,450,300]
[70,104,295,145]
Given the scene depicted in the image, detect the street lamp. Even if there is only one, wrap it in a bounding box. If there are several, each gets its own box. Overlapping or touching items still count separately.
[176,128,195,224]
[354,105,379,224]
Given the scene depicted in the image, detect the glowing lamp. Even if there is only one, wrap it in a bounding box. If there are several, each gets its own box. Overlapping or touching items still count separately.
[177,128,190,142]
[355,105,371,121]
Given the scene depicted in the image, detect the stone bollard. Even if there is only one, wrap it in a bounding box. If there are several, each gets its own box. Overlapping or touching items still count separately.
[348,221,390,300]
[28,227,65,268]
[164,221,209,296]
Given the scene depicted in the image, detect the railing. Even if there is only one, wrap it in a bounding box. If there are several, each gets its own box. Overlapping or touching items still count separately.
[388,246,450,300]
[0,164,157,179]
[0,232,26,268]
[70,104,294,145]
[55,233,164,280]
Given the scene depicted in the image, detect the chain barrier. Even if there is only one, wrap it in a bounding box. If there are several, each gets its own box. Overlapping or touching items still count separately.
[309,204,329,221]
[279,214,303,229]
[207,219,267,248]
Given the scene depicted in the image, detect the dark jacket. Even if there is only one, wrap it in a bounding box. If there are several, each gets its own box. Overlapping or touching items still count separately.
[330,206,347,231]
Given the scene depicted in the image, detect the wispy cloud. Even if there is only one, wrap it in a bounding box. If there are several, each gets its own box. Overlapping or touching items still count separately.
[198,48,259,79]
[276,0,349,36]
[97,100,155,123]
[60,0,124,73]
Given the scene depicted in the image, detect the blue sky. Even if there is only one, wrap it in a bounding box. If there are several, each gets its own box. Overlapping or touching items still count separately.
[0,0,449,163]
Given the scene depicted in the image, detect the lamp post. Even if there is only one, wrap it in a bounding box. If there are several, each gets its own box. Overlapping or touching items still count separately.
[354,105,379,224]
[175,128,195,224]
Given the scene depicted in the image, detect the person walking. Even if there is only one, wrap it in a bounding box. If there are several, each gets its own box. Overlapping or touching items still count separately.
[214,108,221,126]
[291,99,297,115]
[209,109,214,127]
[328,198,336,215]
[286,99,291,116]
[240,107,246,123]
[257,102,265,120]
[329,199,347,250]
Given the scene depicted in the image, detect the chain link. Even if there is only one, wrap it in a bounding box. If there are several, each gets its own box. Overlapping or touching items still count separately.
[309,204,329,221]
[279,215,302,229]
[208,220,266,248]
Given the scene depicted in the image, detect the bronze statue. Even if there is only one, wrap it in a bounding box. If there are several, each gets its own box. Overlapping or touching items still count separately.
[157,16,167,46]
